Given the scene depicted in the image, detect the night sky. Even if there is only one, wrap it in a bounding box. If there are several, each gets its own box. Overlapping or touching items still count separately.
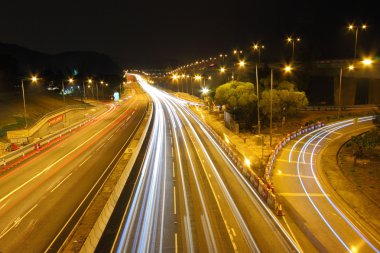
[0,0,378,69]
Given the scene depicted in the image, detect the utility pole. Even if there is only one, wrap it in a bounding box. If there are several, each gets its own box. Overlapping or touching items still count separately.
[270,68,273,147]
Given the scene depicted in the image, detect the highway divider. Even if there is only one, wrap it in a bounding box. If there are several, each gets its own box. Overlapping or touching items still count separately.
[80,101,154,252]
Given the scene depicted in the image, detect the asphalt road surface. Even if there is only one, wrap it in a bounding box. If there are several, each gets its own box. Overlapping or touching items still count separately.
[272,117,380,253]
[111,75,299,253]
[0,91,149,253]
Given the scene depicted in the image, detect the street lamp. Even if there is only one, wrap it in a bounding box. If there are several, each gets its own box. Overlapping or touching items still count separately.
[238,60,246,68]
[61,77,75,105]
[338,58,372,119]
[286,36,301,62]
[253,42,265,134]
[21,75,39,128]
[172,74,180,92]
[219,54,227,65]
[348,23,367,59]
[253,43,265,64]
[201,87,209,96]
[269,65,293,146]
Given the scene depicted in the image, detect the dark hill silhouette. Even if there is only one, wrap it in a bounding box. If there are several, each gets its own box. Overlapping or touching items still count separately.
[0,42,122,91]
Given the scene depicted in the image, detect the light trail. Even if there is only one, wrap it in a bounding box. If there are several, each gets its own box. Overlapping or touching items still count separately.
[288,116,379,252]
[116,74,302,253]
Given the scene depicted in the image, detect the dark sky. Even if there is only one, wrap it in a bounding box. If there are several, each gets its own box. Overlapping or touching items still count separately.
[0,0,379,69]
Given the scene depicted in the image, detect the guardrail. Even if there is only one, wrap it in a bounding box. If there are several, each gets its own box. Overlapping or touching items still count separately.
[301,104,379,111]
[263,122,325,184]
[1,106,102,173]
[28,104,88,136]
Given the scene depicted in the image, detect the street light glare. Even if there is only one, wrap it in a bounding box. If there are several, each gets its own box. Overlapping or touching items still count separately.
[238,60,246,67]
[31,76,38,82]
[220,67,226,73]
[201,87,209,95]
[284,65,293,73]
[244,158,251,167]
[348,65,355,71]
[362,58,373,66]
[88,79,93,83]
[69,78,74,83]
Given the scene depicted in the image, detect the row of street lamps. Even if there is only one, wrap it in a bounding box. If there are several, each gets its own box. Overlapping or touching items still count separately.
[20,76,110,128]
[171,22,368,75]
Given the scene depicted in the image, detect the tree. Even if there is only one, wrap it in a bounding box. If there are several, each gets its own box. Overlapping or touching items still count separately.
[260,85,308,120]
[215,81,257,126]
[347,130,380,164]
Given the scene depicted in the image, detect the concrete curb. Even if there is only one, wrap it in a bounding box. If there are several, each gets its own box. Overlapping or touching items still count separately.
[80,101,153,252]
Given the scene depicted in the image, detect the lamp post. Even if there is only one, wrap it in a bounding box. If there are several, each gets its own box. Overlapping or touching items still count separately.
[236,60,246,81]
[172,74,179,92]
[253,42,264,134]
[219,53,227,65]
[348,24,367,59]
[270,68,273,147]
[338,59,372,119]
[287,36,301,62]
[269,65,293,146]
[21,76,39,128]
[194,74,202,96]
[61,78,74,105]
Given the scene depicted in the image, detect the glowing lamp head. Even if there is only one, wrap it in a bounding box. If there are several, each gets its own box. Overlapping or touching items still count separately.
[362,58,373,66]
[348,65,355,71]
[69,78,74,83]
[220,67,226,73]
[201,87,210,95]
[284,65,293,73]
[88,79,93,84]
[238,60,246,68]
[31,76,38,82]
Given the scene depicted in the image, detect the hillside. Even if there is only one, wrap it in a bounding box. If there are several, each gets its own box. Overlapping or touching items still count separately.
[0,89,86,140]
[0,42,122,91]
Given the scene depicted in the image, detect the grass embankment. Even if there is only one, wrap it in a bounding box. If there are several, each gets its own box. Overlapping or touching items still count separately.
[339,132,380,204]
[0,90,85,141]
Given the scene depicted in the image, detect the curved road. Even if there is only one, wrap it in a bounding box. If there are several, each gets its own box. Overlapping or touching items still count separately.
[272,117,380,253]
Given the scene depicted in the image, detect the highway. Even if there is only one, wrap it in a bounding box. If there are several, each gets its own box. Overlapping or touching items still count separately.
[272,117,380,253]
[109,75,299,253]
[0,87,149,253]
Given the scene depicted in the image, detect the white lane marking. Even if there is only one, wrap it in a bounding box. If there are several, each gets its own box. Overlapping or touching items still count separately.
[175,233,178,253]
[283,216,303,252]
[96,143,105,151]
[50,173,72,193]
[0,204,38,239]
[79,155,92,167]
[173,186,177,215]
[0,103,137,204]
[231,228,236,237]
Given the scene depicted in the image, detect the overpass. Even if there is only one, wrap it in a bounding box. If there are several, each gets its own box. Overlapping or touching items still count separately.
[133,58,380,106]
